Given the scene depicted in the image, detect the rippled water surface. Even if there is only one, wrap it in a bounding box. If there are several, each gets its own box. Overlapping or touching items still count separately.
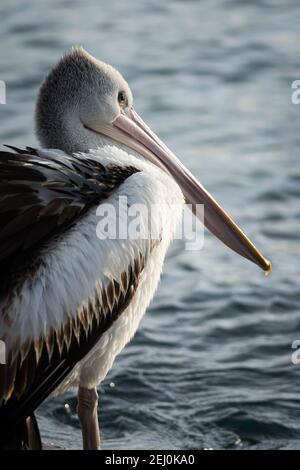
[0,0,300,450]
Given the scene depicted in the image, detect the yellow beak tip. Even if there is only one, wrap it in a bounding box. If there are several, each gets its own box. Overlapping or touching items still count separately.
[264,260,272,277]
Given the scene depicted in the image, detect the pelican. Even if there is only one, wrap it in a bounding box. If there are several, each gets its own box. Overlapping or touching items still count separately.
[0,47,271,450]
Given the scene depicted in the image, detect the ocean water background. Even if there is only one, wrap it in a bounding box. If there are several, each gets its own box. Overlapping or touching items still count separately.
[0,0,299,449]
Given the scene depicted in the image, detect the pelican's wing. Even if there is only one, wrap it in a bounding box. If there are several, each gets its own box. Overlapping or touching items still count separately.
[0,148,154,447]
[0,147,138,278]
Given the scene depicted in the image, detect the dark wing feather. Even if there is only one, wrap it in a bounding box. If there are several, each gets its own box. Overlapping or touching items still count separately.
[0,148,139,291]
[0,148,142,448]
[3,145,38,156]
[0,259,144,448]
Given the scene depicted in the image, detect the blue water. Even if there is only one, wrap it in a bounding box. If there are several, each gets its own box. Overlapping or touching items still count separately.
[0,0,300,450]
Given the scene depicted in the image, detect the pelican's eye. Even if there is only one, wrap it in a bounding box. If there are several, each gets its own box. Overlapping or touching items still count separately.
[118,91,127,108]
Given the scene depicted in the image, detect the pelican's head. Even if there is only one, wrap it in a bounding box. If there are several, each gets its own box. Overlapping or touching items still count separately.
[36,46,271,273]
[36,47,134,153]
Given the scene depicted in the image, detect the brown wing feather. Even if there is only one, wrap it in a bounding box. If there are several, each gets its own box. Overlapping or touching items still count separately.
[0,251,148,447]
[0,148,139,294]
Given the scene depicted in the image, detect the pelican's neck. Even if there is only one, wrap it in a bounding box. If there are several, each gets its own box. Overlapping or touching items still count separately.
[36,104,146,162]
[35,102,106,154]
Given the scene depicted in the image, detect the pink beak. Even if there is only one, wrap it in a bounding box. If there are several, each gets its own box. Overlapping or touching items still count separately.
[90,108,271,274]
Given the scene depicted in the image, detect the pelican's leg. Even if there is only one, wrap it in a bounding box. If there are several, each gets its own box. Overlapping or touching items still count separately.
[77,386,100,450]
